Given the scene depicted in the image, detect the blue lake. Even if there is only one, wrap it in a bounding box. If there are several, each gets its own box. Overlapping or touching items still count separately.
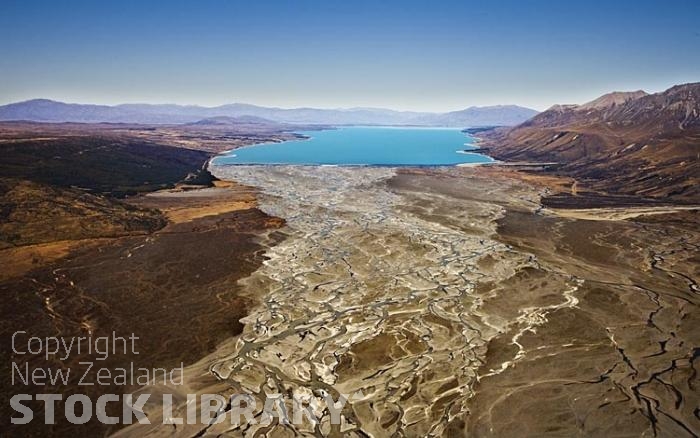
[212,126,493,166]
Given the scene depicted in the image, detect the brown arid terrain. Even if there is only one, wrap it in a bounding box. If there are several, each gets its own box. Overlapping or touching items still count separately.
[476,82,700,206]
[1,105,699,438]
[0,123,290,436]
[0,119,308,154]
[118,164,698,437]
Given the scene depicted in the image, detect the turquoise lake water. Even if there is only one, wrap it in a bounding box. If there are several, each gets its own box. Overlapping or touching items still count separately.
[212,126,493,166]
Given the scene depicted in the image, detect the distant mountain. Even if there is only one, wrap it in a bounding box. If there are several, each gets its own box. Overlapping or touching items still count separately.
[0,99,194,124]
[479,83,700,203]
[186,115,281,126]
[0,99,537,127]
[408,105,539,127]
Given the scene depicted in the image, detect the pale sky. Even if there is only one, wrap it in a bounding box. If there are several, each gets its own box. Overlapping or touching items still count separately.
[1,0,699,111]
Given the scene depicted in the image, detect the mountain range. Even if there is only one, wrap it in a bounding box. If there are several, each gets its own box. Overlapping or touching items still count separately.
[0,99,537,127]
[480,82,700,203]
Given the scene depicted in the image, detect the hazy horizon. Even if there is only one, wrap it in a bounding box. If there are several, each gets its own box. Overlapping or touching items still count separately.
[4,79,696,114]
[4,96,540,112]
[2,0,699,111]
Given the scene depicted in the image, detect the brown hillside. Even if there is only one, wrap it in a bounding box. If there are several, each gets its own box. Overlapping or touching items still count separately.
[480,83,700,203]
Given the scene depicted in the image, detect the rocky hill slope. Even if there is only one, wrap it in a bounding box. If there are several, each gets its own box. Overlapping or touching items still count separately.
[480,83,700,204]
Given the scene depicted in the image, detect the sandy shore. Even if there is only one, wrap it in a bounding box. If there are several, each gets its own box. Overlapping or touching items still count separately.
[116,165,699,437]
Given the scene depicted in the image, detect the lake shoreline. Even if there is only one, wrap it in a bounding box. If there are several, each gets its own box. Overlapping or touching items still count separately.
[213,125,494,166]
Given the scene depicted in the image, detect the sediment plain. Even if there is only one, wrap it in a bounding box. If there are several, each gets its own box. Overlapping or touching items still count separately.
[121,165,699,437]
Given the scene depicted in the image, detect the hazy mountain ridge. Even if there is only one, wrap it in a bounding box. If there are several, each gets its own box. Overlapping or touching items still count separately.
[481,82,700,203]
[185,115,283,126]
[0,99,537,127]
[0,99,197,124]
[409,105,539,127]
